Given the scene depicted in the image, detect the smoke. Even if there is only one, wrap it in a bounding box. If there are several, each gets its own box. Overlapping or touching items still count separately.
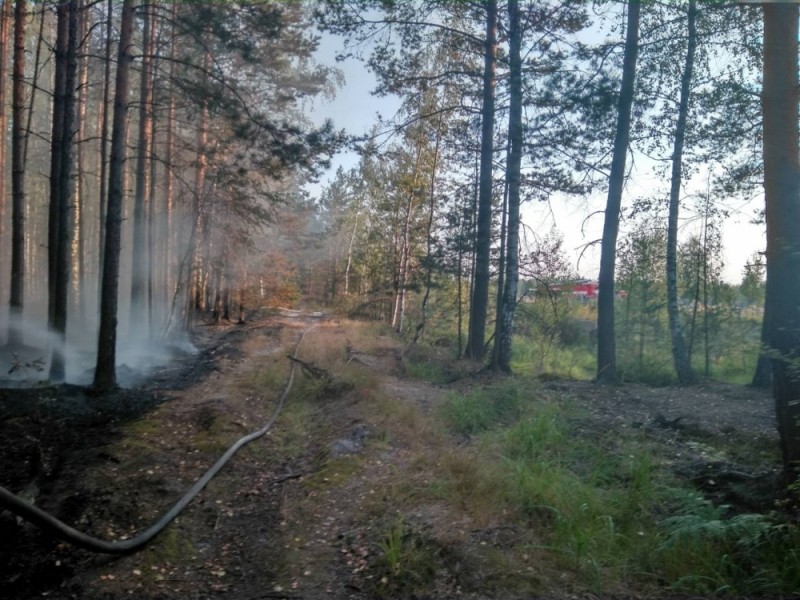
[0,313,197,388]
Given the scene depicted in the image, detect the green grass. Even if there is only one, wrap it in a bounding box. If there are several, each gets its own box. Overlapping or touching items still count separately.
[402,358,449,384]
[371,518,439,598]
[655,509,800,595]
[433,380,800,595]
[439,380,526,435]
[511,337,595,380]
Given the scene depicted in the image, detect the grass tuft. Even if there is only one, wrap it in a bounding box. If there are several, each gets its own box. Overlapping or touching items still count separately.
[371,518,439,598]
[440,380,527,435]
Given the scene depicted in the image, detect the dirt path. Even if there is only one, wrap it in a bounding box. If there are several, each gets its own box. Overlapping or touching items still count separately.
[0,314,781,599]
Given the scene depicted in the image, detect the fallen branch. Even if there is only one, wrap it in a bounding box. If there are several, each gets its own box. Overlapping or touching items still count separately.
[287,355,331,381]
[270,471,305,485]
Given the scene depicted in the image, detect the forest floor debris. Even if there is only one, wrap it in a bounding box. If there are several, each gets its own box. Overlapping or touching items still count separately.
[0,311,787,599]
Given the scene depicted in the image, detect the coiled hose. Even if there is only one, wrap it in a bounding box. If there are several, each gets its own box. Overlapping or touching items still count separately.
[0,329,307,554]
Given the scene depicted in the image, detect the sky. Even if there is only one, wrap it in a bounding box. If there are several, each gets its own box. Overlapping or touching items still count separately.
[305,28,766,285]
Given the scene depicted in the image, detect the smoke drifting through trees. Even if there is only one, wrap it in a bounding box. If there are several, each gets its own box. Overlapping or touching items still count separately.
[0,1,340,386]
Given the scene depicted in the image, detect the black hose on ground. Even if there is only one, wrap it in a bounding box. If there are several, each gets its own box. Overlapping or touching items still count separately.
[0,329,308,554]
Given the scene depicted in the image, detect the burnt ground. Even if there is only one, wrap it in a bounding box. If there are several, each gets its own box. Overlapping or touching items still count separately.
[0,312,785,600]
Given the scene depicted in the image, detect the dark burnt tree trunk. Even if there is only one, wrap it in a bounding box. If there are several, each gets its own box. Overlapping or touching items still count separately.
[596,0,641,383]
[465,0,497,361]
[48,3,67,332]
[8,0,25,348]
[666,0,697,384]
[762,2,800,482]
[494,0,522,373]
[48,0,79,381]
[93,0,135,392]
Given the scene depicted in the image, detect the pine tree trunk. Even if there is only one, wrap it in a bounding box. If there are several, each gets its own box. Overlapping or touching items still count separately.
[71,0,89,320]
[702,207,710,377]
[162,1,177,329]
[666,0,697,384]
[187,45,211,329]
[94,0,135,392]
[48,3,68,327]
[22,2,42,167]
[49,0,78,381]
[97,0,113,303]
[495,0,522,373]
[596,0,640,383]
[131,0,154,337]
[491,171,507,366]
[465,0,497,361]
[8,0,25,348]
[762,2,800,482]
[0,0,11,296]
[751,296,771,388]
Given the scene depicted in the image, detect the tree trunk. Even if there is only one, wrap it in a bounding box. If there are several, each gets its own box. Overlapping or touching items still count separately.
[414,112,443,345]
[702,206,710,377]
[93,0,135,392]
[638,283,647,369]
[0,0,10,298]
[148,99,158,330]
[131,0,154,336]
[22,1,42,166]
[344,212,359,296]
[72,0,89,320]
[494,0,522,373]
[457,204,464,357]
[762,2,800,481]
[162,0,177,329]
[7,0,25,348]
[187,44,211,329]
[687,241,701,362]
[49,0,79,382]
[392,147,422,334]
[596,0,640,383]
[465,0,497,361]
[97,0,113,304]
[491,168,508,367]
[48,2,68,327]
[751,295,772,387]
[666,0,697,384]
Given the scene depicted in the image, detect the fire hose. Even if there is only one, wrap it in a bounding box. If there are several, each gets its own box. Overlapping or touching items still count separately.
[0,329,307,555]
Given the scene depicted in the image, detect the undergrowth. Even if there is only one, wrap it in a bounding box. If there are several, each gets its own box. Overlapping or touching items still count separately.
[434,380,800,596]
[372,518,439,598]
[440,380,525,435]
